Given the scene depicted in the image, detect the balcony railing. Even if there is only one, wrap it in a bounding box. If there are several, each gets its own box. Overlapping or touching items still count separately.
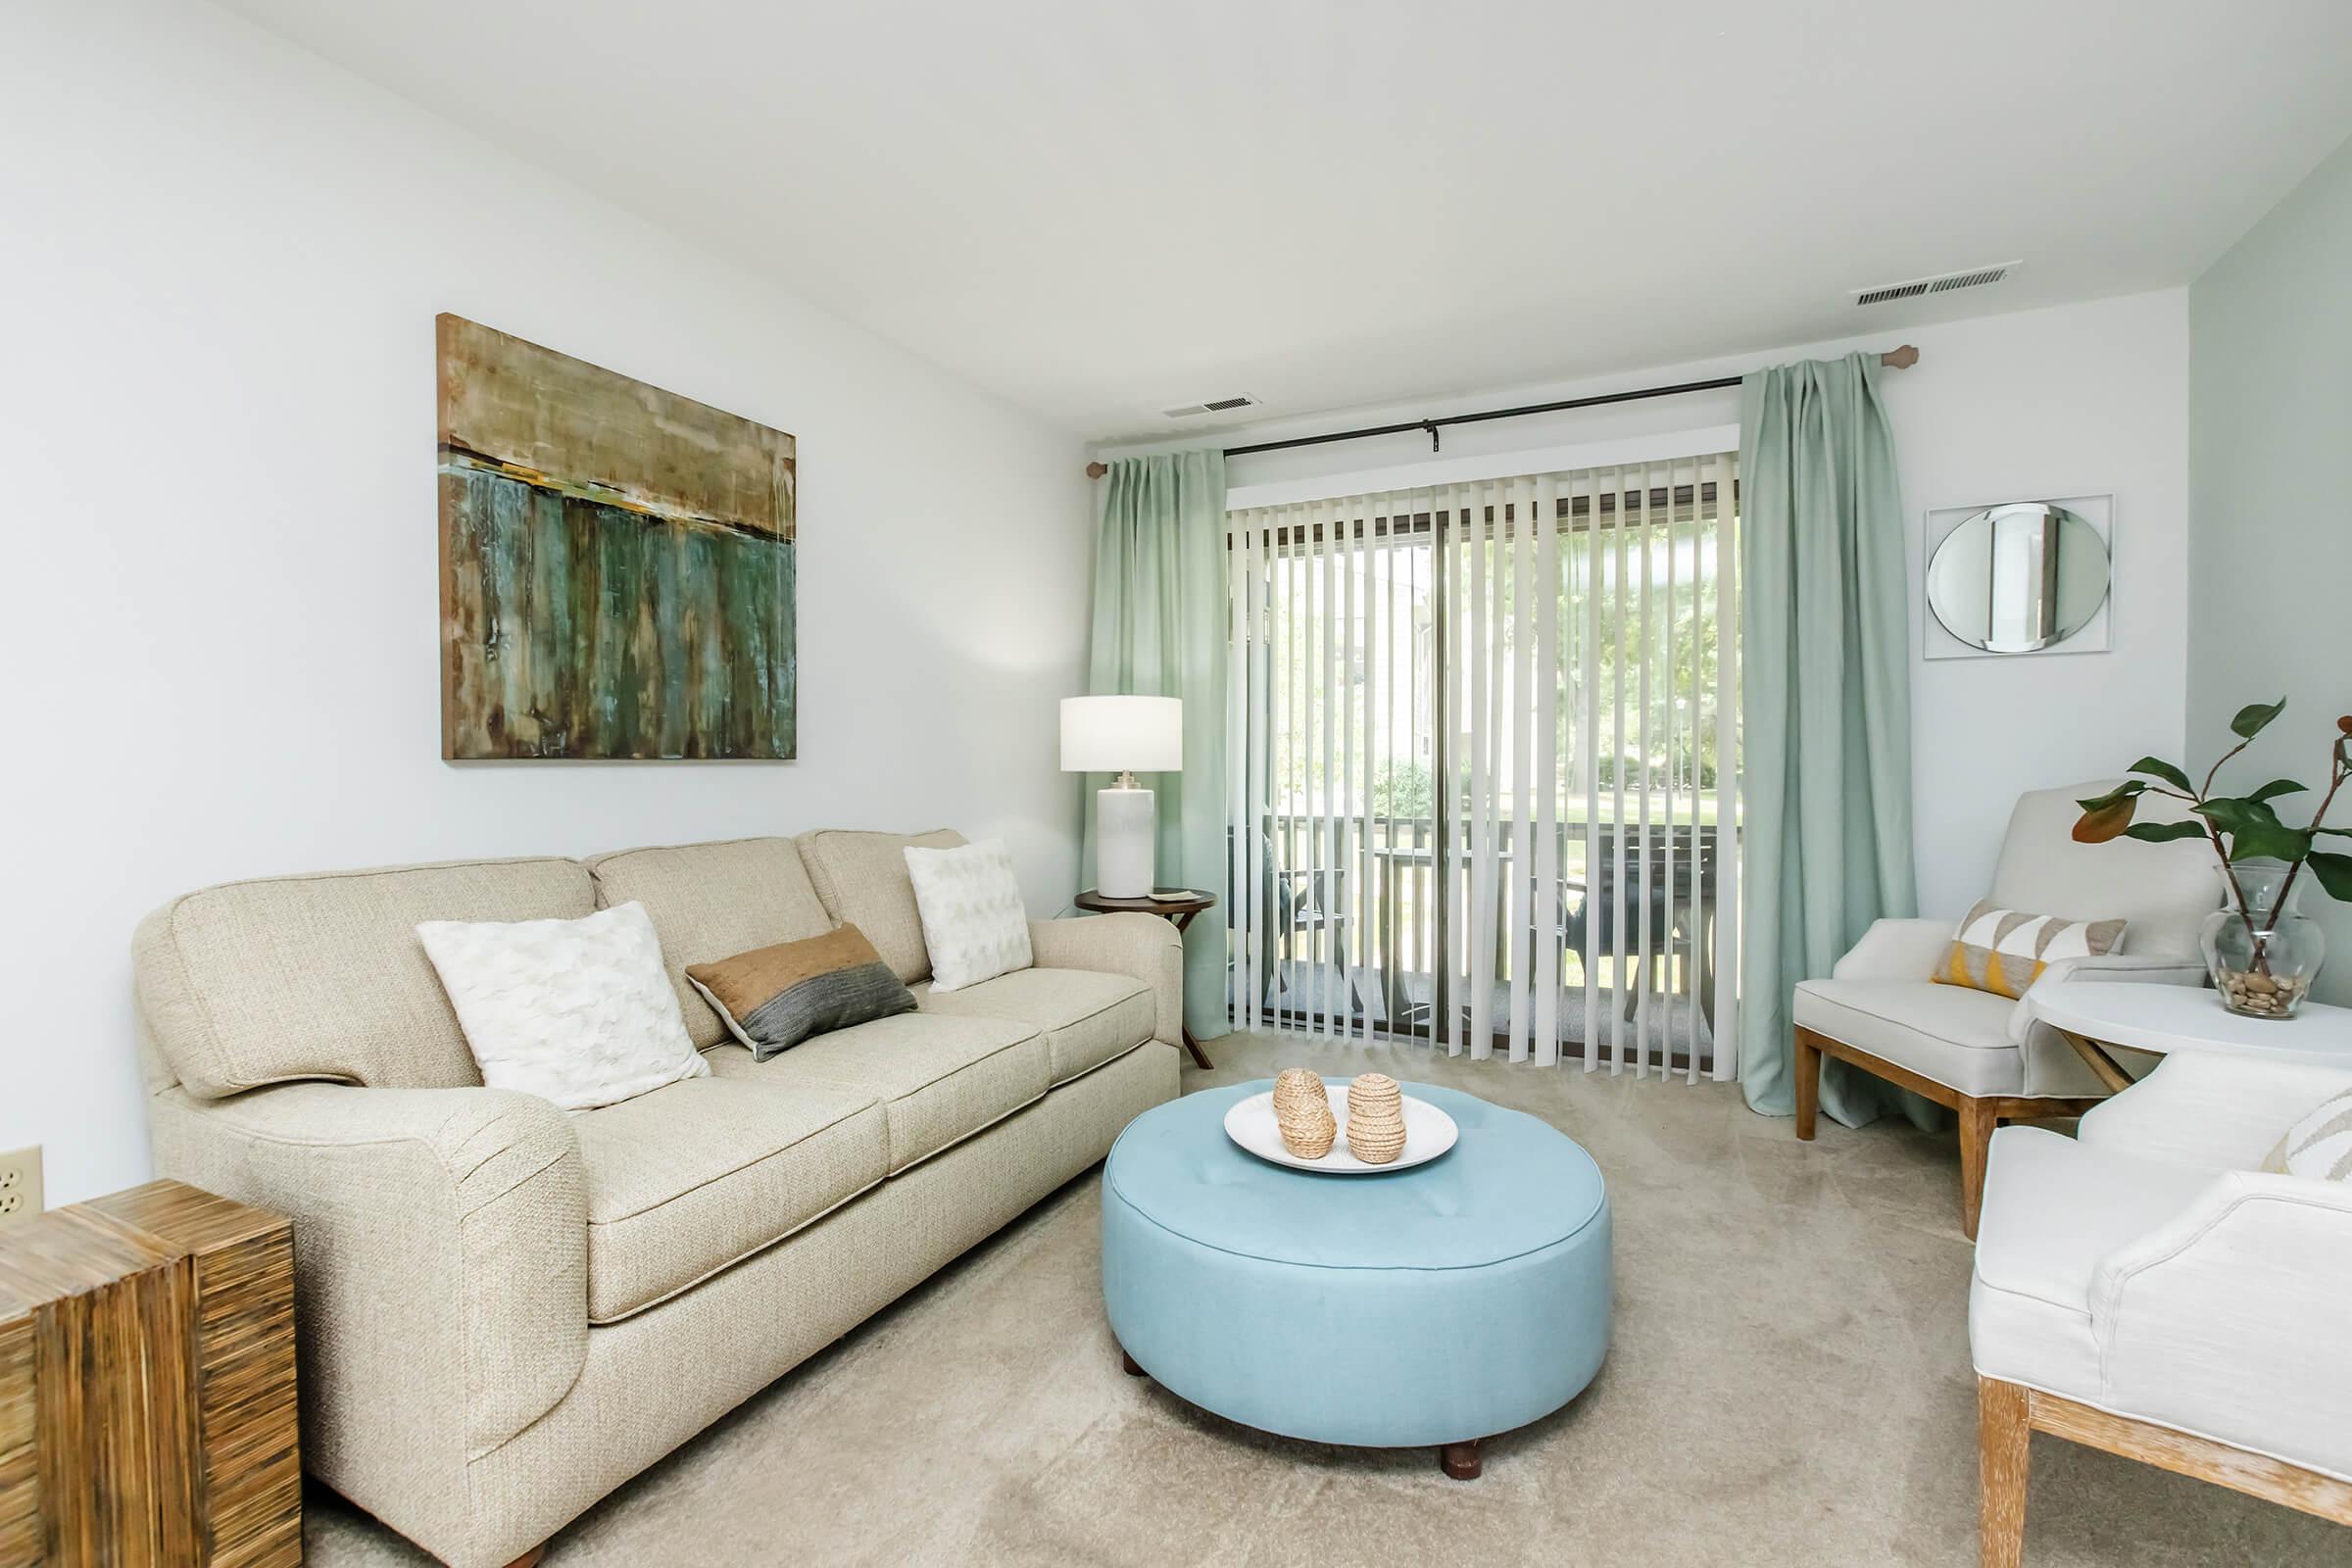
[1233,810,1732,1068]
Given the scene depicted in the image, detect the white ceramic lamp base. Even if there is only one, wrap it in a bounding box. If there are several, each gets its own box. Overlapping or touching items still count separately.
[1097,786,1156,899]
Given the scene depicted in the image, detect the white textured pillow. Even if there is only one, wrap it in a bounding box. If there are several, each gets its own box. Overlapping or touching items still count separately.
[904,838,1032,993]
[416,901,708,1110]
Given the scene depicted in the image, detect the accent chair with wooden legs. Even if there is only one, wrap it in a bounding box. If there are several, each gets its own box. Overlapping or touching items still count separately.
[1971,1051,2352,1565]
[1789,783,2217,1238]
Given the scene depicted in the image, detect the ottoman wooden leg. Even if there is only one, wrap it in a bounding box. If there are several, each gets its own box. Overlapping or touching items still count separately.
[1120,1347,1148,1378]
[1440,1440,1483,1480]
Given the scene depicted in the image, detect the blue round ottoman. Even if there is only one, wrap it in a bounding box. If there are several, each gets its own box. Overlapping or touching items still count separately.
[1101,1079,1610,1478]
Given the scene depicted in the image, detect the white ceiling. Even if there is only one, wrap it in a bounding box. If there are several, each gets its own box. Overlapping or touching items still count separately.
[222,0,2352,442]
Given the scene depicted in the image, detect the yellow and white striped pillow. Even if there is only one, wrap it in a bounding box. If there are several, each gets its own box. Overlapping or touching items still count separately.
[2264,1087,2352,1182]
[1931,901,2127,1001]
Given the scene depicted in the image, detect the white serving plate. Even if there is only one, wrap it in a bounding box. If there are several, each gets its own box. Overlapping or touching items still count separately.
[1223,1082,1459,1174]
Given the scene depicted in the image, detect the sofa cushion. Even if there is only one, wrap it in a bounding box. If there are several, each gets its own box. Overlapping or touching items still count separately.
[587,838,836,1048]
[709,1010,1047,1173]
[1968,1125,2212,1397]
[573,1076,888,1323]
[134,857,595,1099]
[1791,978,2023,1099]
[797,828,964,983]
[915,967,1153,1086]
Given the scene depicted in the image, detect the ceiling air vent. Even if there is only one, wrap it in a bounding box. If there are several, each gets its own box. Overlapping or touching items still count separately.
[1162,394,1259,418]
[1852,261,2019,307]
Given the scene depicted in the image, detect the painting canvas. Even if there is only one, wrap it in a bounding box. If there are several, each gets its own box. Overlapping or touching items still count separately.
[437,314,796,759]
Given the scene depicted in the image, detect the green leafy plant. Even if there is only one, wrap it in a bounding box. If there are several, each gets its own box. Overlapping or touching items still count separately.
[1371,760,1435,819]
[2073,699,2352,935]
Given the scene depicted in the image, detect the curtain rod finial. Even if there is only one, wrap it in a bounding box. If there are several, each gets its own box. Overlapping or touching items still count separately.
[1086,461,1109,479]
[1881,344,1920,370]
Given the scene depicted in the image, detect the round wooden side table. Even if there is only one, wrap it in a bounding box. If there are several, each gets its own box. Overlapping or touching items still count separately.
[1075,888,1216,1069]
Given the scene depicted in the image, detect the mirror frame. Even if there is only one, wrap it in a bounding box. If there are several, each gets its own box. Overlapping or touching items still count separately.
[1923,498,2112,656]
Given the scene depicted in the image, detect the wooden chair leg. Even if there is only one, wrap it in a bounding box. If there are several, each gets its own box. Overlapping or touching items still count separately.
[1959,1096,1998,1242]
[1793,1029,1820,1142]
[1978,1376,2031,1568]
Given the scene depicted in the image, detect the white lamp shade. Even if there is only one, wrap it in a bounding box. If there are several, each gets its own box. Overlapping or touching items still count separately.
[1060,695,1181,773]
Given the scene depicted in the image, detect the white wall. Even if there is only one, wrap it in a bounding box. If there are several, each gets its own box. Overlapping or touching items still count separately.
[2189,133,2352,1003]
[0,0,1093,1204]
[1102,290,2192,923]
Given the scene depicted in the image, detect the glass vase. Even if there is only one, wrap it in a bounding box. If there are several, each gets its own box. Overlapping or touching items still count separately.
[2201,861,2327,1019]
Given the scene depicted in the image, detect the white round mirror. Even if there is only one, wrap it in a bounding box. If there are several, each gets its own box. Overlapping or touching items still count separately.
[1926,502,2109,653]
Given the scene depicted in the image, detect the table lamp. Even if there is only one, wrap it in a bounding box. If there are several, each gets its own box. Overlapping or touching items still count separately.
[1061,695,1181,899]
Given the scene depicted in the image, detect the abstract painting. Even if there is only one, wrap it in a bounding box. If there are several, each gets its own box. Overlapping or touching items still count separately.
[437,314,796,760]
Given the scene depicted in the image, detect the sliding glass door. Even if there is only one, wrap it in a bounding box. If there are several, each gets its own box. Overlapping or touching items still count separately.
[1224,456,1740,1079]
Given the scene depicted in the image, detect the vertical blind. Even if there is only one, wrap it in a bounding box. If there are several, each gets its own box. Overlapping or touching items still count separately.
[1224,455,1741,1080]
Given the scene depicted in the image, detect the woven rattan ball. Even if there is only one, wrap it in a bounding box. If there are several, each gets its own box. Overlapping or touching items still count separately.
[1272,1068,1337,1158]
[1346,1072,1407,1164]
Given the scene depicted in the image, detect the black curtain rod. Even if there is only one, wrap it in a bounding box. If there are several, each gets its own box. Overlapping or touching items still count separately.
[1082,345,1917,476]
[1223,373,1740,458]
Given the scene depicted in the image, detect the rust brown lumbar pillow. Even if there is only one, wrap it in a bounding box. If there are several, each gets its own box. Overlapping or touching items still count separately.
[685,924,916,1061]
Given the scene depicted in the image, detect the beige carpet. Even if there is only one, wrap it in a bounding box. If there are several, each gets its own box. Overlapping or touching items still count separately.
[310,1032,2342,1566]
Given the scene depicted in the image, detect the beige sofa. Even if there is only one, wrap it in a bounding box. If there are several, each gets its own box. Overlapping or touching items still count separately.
[132,828,1182,1568]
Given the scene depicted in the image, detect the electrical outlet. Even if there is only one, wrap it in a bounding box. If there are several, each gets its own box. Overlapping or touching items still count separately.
[0,1146,42,1225]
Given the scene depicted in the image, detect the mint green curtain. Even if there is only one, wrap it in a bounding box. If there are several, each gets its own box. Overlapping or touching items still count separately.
[1737,354,1934,1128]
[1082,450,1229,1038]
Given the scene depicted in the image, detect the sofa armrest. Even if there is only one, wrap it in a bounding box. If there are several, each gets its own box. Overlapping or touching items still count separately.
[1030,913,1183,1049]
[149,1081,586,1552]
[1831,917,1952,981]
[2005,955,2209,1047]
[2090,1169,2352,1477]
[2040,952,2209,987]
[2077,1051,2352,1172]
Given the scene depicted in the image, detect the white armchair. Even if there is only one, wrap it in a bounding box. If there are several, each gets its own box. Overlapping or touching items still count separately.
[1792,782,2219,1237]
[1970,1052,2352,1565]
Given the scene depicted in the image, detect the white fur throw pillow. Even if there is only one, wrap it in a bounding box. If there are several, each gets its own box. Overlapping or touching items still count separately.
[417,901,708,1110]
[905,838,1032,992]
